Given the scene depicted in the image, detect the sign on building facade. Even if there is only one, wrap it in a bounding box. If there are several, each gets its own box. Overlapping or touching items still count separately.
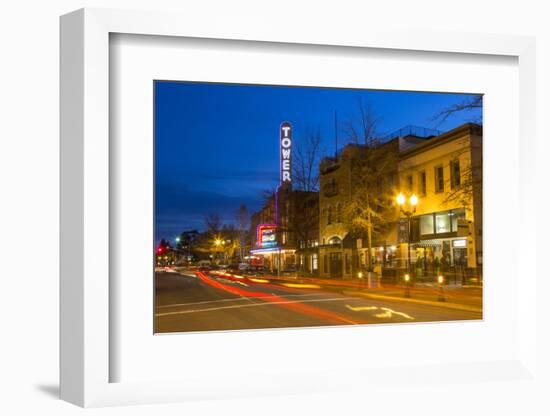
[257,224,277,249]
[280,121,292,184]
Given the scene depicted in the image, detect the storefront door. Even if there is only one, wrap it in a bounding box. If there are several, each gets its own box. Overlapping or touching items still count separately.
[329,252,343,278]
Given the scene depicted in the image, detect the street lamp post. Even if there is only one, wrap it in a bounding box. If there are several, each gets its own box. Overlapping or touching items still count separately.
[174,236,180,264]
[404,273,411,298]
[437,274,445,302]
[396,193,418,276]
[214,238,222,264]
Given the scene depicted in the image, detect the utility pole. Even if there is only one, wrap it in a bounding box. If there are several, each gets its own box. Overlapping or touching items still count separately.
[334,110,338,157]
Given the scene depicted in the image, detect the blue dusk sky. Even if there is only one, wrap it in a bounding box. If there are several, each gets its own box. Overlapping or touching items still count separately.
[155,81,482,242]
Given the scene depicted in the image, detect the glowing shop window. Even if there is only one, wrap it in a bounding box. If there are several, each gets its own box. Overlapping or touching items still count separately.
[435,212,451,234]
[420,214,434,235]
[312,254,318,270]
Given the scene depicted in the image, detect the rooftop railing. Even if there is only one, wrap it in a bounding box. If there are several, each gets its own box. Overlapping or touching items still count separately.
[382,125,442,141]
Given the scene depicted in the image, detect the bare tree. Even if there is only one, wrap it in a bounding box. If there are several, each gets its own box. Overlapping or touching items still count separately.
[441,139,483,211]
[235,204,250,259]
[293,128,323,192]
[203,213,221,234]
[432,97,483,210]
[432,95,482,126]
[342,98,382,145]
[342,145,397,272]
[340,98,394,272]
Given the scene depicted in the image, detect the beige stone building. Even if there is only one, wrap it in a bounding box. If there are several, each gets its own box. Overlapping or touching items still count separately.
[318,145,358,278]
[318,138,405,279]
[397,123,482,281]
[317,123,482,283]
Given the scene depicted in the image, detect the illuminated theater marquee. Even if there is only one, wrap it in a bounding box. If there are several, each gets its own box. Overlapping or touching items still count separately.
[257,224,277,249]
[280,121,292,183]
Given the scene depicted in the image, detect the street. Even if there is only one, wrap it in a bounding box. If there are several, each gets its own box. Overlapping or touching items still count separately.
[155,269,482,333]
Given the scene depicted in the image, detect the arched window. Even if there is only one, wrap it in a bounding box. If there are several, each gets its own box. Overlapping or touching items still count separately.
[327,206,333,225]
[336,203,342,223]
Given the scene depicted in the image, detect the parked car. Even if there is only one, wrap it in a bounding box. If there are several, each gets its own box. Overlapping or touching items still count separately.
[282,264,298,275]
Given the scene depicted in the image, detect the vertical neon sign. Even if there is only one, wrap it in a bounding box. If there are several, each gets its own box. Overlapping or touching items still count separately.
[280,121,292,185]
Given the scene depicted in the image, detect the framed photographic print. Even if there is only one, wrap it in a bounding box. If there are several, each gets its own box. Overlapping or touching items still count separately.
[153,80,483,335]
[60,8,540,409]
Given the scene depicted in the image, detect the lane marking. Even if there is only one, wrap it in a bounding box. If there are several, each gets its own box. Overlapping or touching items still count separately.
[156,297,357,317]
[282,283,321,289]
[345,304,414,320]
[375,307,414,320]
[158,292,348,309]
[157,297,255,309]
[249,278,269,283]
[217,278,249,287]
[346,305,378,312]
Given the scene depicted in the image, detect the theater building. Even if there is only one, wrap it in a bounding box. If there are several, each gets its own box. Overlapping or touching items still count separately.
[248,121,320,275]
[249,185,319,275]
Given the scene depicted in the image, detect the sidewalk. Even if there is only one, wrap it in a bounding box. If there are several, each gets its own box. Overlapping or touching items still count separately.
[250,272,483,313]
[342,286,482,313]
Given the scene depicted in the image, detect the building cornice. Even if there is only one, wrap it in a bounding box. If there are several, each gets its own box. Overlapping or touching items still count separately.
[399,123,482,160]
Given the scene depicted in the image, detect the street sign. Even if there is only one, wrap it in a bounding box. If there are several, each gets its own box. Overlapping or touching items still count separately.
[398,219,409,243]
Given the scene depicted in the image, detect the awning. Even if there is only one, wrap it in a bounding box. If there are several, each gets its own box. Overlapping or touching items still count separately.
[249,247,296,255]
[414,240,442,248]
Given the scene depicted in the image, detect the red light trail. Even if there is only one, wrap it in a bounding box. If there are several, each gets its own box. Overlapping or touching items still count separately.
[195,271,360,325]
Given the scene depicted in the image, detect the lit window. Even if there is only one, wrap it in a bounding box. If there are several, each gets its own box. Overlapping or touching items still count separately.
[312,254,318,270]
[420,214,434,235]
[435,212,451,234]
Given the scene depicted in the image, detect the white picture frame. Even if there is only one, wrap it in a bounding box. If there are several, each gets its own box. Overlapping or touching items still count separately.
[60,7,539,408]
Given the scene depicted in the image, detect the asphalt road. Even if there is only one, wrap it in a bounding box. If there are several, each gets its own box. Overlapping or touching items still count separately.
[155,269,482,333]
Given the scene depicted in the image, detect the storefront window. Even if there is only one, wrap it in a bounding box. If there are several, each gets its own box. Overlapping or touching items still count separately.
[451,209,465,231]
[312,254,318,271]
[420,214,434,235]
[435,212,451,234]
